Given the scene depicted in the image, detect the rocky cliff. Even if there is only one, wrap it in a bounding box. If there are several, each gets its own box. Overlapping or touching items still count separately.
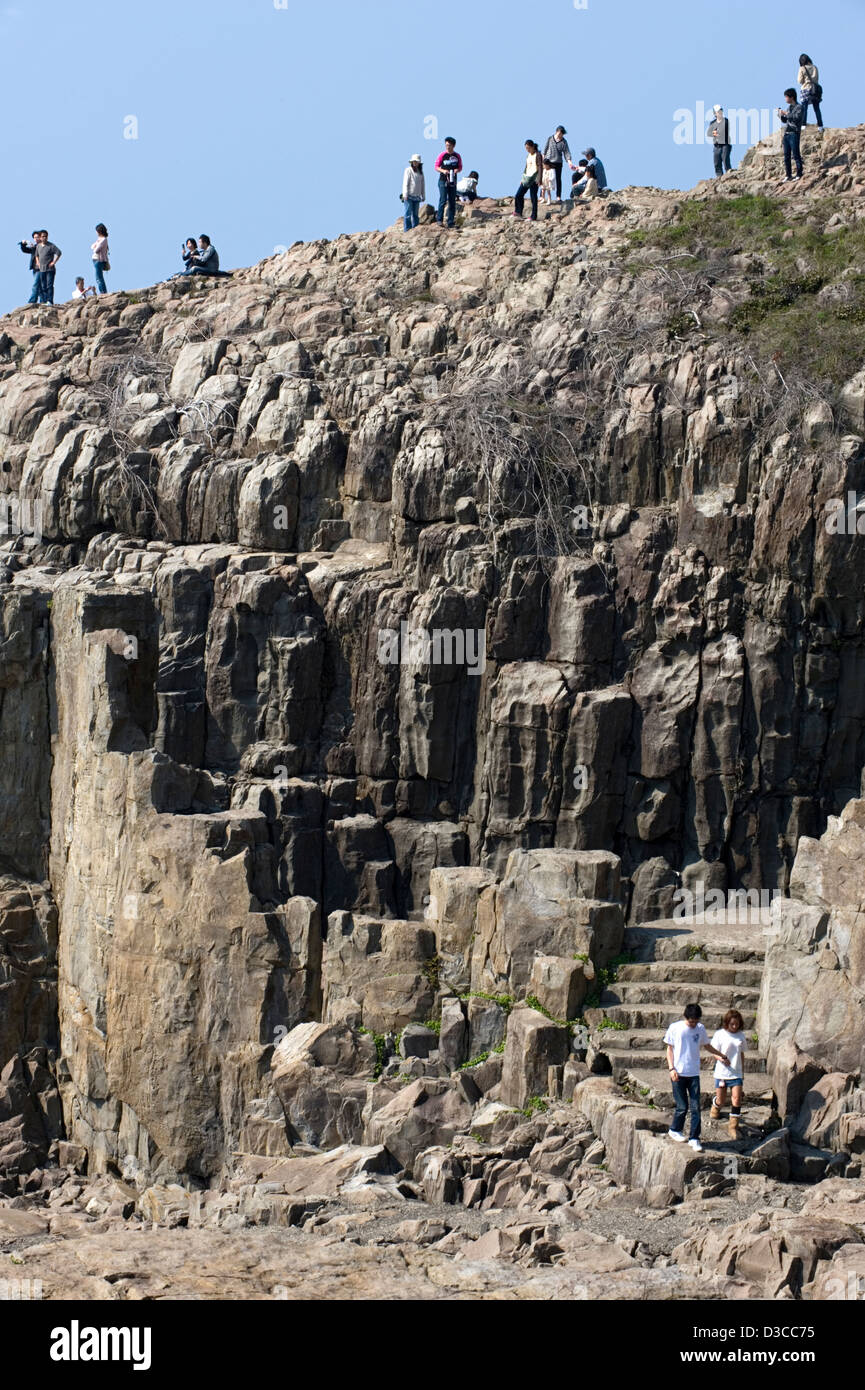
[2,125,865,1299]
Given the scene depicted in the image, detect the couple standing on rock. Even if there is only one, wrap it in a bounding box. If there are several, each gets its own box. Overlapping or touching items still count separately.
[665,1005,746,1151]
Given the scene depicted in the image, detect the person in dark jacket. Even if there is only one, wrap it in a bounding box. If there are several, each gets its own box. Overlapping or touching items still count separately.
[707,106,732,177]
[19,230,42,305]
[778,88,804,181]
[542,127,576,201]
[182,234,231,277]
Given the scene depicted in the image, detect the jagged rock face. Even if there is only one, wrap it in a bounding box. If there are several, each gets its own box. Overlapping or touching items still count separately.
[2,126,865,1182]
[758,797,865,1115]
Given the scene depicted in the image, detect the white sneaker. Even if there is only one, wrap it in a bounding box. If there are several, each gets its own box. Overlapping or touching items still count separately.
[668,1130,686,1143]
[688,1139,704,1152]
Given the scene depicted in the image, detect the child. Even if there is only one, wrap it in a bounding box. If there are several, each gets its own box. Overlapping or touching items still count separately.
[710,1009,747,1138]
[571,158,589,196]
[579,168,599,200]
[541,159,556,205]
[664,1003,732,1152]
[71,277,96,301]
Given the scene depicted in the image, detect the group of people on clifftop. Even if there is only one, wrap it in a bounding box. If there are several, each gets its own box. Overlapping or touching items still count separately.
[400,127,608,230]
[708,52,825,183]
[18,225,110,306]
[17,228,230,306]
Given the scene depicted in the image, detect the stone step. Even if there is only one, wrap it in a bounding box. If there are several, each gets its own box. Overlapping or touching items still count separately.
[604,981,761,1009]
[620,1067,774,1109]
[589,1032,767,1071]
[595,1045,773,1073]
[616,961,764,989]
[587,1004,758,1031]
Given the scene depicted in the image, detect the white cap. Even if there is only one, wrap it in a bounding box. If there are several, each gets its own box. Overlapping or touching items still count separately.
[714,104,723,113]
[410,153,423,162]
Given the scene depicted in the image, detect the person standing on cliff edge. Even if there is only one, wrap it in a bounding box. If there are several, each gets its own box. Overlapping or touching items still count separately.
[798,53,824,134]
[779,87,805,181]
[543,126,576,201]
[707,105,732,177]
[401,154,425,231]
[435,137,462,229]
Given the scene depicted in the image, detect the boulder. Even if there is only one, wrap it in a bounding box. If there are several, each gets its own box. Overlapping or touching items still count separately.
[499,1007,569,1109]
[527,954,591,1020]
[366,1079,473,1169]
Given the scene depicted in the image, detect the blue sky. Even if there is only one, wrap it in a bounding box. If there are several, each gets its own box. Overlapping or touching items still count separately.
[0,0,862,312]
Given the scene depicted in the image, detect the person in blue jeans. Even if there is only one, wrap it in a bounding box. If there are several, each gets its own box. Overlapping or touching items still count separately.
[19,231,42,305]
[401,155,425,231]
[798,54,824,133]
[435,138,462,228]
[33,231,62,304]
[779,88,804,182]
[664,1004,731,1152]
[91,224,110,294]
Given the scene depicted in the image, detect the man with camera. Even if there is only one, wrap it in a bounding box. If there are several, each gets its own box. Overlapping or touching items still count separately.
[19,231,43,305]
[778,88,805,182]
[435,137,463,230]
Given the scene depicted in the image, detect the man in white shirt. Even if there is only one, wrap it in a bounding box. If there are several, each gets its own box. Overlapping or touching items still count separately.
[663,1004,731,1151]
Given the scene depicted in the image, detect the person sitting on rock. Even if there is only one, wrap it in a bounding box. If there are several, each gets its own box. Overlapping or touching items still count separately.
[577,165,599,200]
[181,237,198,271]
[457,170,480,204]
[182,234,232,278]
[664,1003,732,1153]
[710,1009,747,1138]
[571,158,589,195]
[573,147,607,195]
[71,276,96,301]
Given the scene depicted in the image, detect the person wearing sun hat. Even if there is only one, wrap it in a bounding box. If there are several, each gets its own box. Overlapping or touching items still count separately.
[401,154,426,231]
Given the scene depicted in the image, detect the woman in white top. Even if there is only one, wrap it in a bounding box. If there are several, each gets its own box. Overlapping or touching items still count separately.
[710,1008,747,1138]
[401,156,425,232]
[513,140,542,222]
[92,223,110,294]
[798,53,823,133]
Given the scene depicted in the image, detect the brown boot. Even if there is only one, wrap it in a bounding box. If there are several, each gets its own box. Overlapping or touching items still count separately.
[728,1115,741,1139]
[710,1103,722,1121]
